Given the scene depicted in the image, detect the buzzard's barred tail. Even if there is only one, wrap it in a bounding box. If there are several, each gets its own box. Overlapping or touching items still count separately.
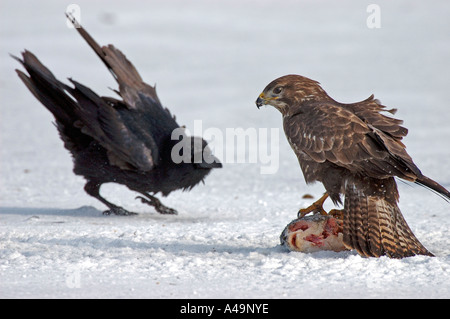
[343,176,434,258]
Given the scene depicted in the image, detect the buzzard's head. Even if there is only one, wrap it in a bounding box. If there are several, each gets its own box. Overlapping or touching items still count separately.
[256,74,327,114]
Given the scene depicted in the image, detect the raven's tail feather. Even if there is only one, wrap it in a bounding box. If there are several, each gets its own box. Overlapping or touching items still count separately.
[65,12,160,106]
[12,51,92,151]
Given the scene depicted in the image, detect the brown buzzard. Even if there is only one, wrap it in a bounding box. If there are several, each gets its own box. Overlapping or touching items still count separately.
[256,74,450,258]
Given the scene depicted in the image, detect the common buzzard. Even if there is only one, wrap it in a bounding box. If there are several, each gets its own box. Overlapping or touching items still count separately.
[256,74,449,258]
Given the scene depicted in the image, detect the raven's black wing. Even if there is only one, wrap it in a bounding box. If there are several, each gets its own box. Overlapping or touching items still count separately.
[15,15,183,172]
[68,14,182,170]
[13,50,167,171]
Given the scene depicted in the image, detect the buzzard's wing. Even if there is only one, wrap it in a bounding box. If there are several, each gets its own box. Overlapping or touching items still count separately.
[283,101,421,182]
[343,95,408,140]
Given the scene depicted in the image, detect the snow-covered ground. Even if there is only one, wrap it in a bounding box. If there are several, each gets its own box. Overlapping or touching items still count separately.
[1,0,449,299]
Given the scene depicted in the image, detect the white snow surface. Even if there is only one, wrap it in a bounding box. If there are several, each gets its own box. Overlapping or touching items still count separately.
[1,0,450,299]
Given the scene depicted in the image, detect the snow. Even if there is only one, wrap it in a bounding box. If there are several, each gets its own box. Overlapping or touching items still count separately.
[1,0,450,299]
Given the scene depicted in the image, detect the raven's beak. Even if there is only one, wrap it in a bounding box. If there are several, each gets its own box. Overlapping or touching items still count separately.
[256,93,266,109]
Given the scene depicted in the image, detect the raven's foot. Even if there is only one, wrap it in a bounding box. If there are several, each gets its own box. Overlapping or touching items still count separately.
[298,192,330,218]
[103,206,137,216]
[136,195,178,215]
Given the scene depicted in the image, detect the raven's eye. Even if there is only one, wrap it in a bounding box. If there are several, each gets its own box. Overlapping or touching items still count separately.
[273,86,283,94]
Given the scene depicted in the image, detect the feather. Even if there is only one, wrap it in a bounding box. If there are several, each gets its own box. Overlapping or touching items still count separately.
[14,15,221,216]
[258,74,448,258]
[343,176,433,258]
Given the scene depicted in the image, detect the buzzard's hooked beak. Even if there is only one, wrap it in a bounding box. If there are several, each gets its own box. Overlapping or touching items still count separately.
[256,93,267,109]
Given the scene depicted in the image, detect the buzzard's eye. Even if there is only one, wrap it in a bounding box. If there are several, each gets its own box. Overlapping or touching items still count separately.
[273,86,283,94]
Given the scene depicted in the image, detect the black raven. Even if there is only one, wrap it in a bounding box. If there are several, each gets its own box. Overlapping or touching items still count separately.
[12,15,221,216]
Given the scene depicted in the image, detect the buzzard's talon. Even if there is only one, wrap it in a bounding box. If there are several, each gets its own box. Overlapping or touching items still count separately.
[136,195,178,215]
[298,193,330,218]
[328,209,344,221]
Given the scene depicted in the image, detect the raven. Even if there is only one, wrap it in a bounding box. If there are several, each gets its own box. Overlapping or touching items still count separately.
[12,15,221,216]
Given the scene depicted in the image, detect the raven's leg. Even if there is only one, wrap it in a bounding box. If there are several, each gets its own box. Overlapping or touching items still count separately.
[84,180,137,216]
[135,193,178,215]
[298,192,329,218]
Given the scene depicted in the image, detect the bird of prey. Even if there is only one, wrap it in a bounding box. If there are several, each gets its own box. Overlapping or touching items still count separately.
[12,15,221,216]
[256,74,450,258]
